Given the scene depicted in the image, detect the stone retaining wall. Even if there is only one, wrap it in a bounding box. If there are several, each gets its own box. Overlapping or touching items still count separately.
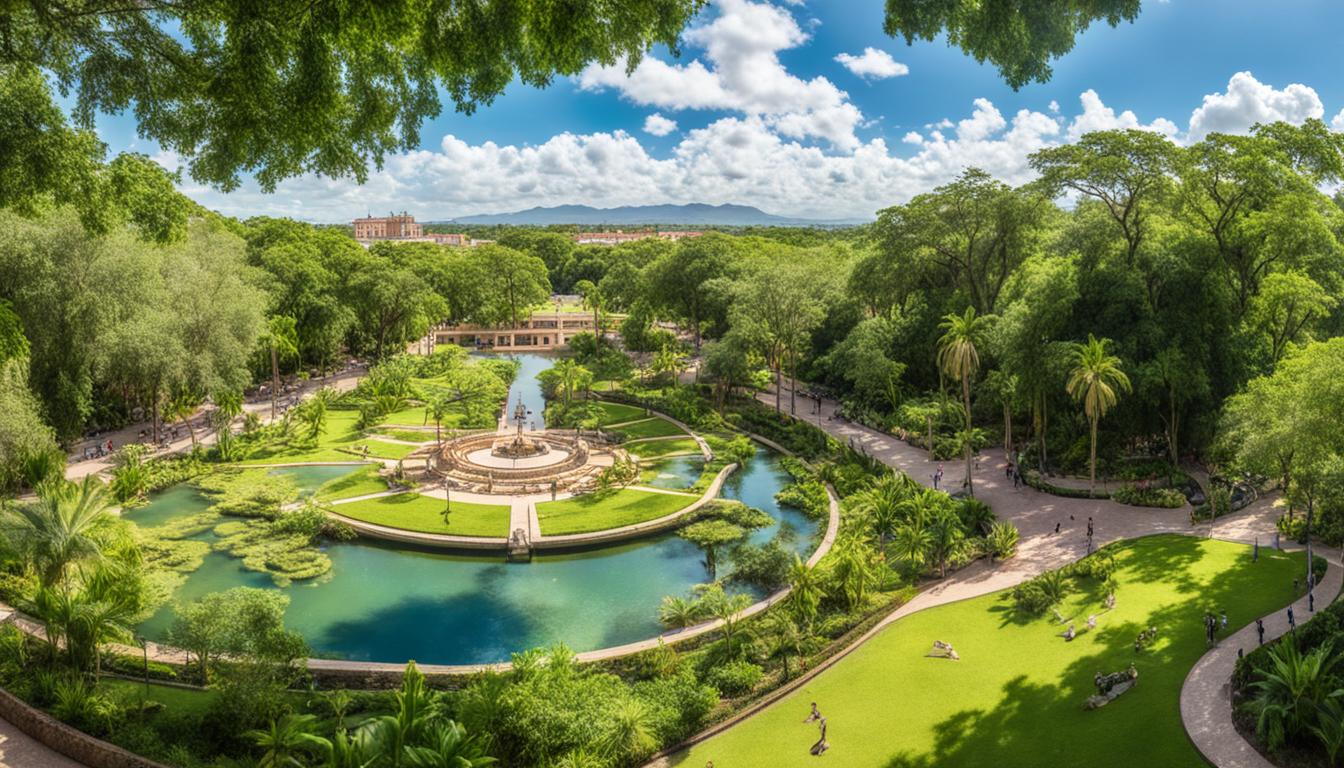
[0,685,172,768]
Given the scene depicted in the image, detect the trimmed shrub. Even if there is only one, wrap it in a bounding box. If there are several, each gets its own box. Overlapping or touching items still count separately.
[705,659,763,698]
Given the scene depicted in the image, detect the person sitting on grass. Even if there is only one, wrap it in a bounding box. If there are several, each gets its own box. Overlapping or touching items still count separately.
[930,640,959,659]
[1064,623,1076,641]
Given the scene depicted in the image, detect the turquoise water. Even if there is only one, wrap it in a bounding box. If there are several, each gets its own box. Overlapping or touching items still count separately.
[643,455,706,490]
[125,353,819,665]
[128,447,813,665]
[477,351,551,430]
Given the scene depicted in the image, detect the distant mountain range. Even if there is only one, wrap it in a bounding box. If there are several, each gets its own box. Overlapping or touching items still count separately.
[434,203,867,227]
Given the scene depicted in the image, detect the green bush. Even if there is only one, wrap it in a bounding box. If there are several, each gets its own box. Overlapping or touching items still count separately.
[985,521,1019,561]
[705,659,763,698]
[1010,570,1070,615]
[1111,485,1186,508]
[775,479,829,519]
[728,540,793,591]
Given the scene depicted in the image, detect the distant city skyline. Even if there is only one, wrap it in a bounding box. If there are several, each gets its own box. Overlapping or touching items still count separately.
[82,0,1344,222]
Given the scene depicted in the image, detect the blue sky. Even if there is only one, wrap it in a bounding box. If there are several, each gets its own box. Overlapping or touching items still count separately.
[98,0,1344,222]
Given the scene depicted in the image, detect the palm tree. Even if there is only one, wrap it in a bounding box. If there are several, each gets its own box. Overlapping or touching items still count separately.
[574,279,606,342]
[552,359,580,405]
[247,713,331,768]
[658,595,701,629]
[937,307,990,495]
[602,697,656,763]
[1066,334,1131,497]
[787,556,823,630]
[757,611,810,681]
[264,315,300,422]
[652,343,687,393]
[831,538,875,610]
[927,506,967,578]
[403,720,496,768]
[891,519,933,573]
[3,476,113,589]
[848,472,917,546]
[298,390,332,443]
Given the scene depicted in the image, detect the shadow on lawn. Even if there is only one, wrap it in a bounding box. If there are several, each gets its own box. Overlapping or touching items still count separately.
[882,537,1297,768]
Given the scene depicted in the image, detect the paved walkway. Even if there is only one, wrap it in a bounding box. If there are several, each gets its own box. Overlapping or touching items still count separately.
[0,719,83,768]
[648,386,1294,766]
[1181,547,1344,768]
[63,368,365,481]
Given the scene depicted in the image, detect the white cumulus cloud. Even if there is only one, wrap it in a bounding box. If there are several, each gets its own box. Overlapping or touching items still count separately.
[1066,89,1178,141]
[834,48,909,80]
[643,113,679,136]
[1331,108,1344,133]
[577,0,863,149]
[1187,71,1323,140]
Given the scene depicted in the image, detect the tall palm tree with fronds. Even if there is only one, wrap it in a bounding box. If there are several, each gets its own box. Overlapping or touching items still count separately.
[1066,334,1131,497]
[3,476,113,589]
[787,556,823,630]
[938,307,990,495]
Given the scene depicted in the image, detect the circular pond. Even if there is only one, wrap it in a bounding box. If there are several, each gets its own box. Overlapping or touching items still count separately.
[126,354,820,665]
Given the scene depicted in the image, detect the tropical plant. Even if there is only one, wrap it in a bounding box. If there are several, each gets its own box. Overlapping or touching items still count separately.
[246,713,331,768]
[937,306,990,495]
[601,696,657,762]
[986,520,1020,561]
[787,555,824,629]
[926,506,968,578]
[658,595,701,629]
[1247,641,1343,750]
[263,315,300,421]
[829,538,876,610]
[1066,334,1132,497]
[3,476,113,588]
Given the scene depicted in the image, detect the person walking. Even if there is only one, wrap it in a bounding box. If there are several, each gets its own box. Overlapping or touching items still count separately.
[1253,538,1259,562]
[1289,606,1296,631]
[1054,522,1061,534]
[1310,590,1315,613]
[1087,517,1094,538]
[1013,469,1021,489]
[1256,618,1265,645]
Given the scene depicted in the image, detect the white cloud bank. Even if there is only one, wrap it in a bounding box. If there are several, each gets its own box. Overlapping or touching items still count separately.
[834,48,909,80]
[158,0,1342,224]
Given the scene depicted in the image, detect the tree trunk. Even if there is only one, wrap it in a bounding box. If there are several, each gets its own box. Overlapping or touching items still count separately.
[789,350,797,416]
[184,415,197,446]
[1003,403,1012,454]
[270,345,280,421]
[962,374,973,496]
[1089,416,1099,498]
[775,366,782,413]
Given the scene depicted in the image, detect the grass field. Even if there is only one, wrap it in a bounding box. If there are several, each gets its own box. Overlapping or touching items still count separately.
[99,679,216,717]
[237,410,368,464]
[314,465,389,501]
[625,437,701,459]
[536,488,697,535]
[342,439,422,460]
[333,492,511,537]
[677,535,1303,768]
[609,416,687,440]
[370,428,438,443]
[594,401,650,426]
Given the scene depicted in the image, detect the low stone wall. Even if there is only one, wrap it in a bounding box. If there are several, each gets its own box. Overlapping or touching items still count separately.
[0,685,172,768]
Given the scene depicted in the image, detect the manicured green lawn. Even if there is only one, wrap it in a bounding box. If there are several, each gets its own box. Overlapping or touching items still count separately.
[370,428,438,443]
[342,439,422,460]
[625,437,701,459]
[537,488,697,535]
[99,679,216,717]
[333,492,510,537]
[595,401,649,425]
[314,465,389,501]
[680,535,1303,768]
[237,410,369,464]
[609,416,687,440]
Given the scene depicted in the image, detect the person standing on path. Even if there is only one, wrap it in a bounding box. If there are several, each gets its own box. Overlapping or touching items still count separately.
[1087,517,1094,538]
[1256,618,1265,645]
[1289,605,1296,631]
[1253,538,1259,562]
[1310,591,1315,613]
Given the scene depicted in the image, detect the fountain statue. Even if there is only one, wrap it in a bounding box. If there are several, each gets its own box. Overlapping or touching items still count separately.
[492,396,549,459]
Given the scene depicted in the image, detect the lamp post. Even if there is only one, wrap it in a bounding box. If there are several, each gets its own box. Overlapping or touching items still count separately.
[442,477,451,525]
[136,634,149,718]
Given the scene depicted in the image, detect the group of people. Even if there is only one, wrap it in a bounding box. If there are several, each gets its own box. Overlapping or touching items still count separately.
[1004,458,1023,489]
[930,640,960,660]
[804,702,829,756]
[79,438,116,460]
[1202,610,1228,645]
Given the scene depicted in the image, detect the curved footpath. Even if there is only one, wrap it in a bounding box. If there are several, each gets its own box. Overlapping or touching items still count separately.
[1181,547,1344,768]
[645,387,1297,767]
